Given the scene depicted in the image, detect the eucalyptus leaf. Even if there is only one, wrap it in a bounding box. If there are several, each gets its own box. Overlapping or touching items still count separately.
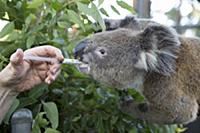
[27,0,45,9]
[57,21,70,29]
[0,22,14,38]
[100,8,109,17]
[77,2,106,30]
[25,14,37,26]
[127,88,145,103]
[117,1,135,13]
[19,97,38,108]
[98,0,104,6]
[96,114,104,133]
[3,99,19,124]
[67,10,85,31]
[26,36,35,48]
[42,102,59,129]
[35,112,49,128]
[111,5,120,15]
[32,121,41,133]
[128,128,137,133]
[44,128,61,133]
[28,83,48,99]
[7,31,21,41]
[0,0,6,17]
[52,0,62,11]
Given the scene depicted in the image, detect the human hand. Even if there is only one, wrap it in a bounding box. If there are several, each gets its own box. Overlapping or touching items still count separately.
[0,45,64,92]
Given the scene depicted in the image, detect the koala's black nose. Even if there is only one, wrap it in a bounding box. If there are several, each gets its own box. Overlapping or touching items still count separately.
[74,39,89,60]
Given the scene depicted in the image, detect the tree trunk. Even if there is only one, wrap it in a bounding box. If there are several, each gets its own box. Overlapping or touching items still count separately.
[133,0,151,18]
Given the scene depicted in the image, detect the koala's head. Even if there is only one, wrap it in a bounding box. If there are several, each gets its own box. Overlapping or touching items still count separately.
[74,17,180,89]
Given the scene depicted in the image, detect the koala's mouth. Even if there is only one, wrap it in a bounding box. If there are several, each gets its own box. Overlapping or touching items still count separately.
[77,62,90,74]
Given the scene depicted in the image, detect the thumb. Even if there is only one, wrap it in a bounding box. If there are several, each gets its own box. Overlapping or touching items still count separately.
[10,48,24,66]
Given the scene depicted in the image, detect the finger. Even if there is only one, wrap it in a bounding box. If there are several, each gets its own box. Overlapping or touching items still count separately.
[45,71,55,84]
[10,49,24,65]
[24,45,64,62]
[45,76,51,84]
[52,69,61,81]
[50,64,61,74]
[45,69,61,84]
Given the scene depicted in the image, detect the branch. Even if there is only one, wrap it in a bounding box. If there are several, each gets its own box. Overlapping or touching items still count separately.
[173,25,200,30]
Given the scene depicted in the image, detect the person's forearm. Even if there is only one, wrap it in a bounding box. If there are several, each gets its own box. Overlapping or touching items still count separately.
[0,86,18,124]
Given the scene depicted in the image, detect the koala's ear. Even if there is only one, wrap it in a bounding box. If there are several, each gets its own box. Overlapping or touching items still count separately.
[135,25,181,76]
[94,19,120,33]
[95,16,139,32]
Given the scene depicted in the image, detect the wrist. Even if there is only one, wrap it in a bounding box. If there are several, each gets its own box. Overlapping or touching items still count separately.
[0,64,13,88]
[0,85,19,96]
[0,84,19,124]
[0,64,21,92]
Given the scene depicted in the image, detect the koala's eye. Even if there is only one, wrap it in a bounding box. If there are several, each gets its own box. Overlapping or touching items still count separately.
[95,47,107,58]
[99,49,106,55]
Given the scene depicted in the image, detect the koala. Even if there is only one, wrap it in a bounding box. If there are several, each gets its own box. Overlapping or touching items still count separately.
[74,16,200,124]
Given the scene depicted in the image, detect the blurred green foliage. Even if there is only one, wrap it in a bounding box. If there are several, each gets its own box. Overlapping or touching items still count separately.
[0,0,183,132]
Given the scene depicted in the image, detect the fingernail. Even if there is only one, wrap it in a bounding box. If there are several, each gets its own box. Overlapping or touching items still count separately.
[16,48,23,54]
[45,78,50,84]
[53,75,57,80]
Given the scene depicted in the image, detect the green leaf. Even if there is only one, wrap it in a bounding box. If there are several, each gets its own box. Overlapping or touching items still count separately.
[51,38,65,45]
[52,0,63,11]
[35,112,49,128]
[67,10,85,31]
[91,3,106,31]
[96,114,104,133]
[44,128,60,133]
[72,114,82,122]
[15,1,22,9]
[19,97,38,108]
[1,43,22,57]
[32,121,41,133]
[0,1,5,18]
[111,5,120,15]
[77,2,91,17]
[176,127,187,133]
[111,116,118,125]
[100,8,109,17]
[27,0,45,9]
[0,22,15,38]
[28,24,45,34]
[28,83,48,99]
[26,36,35,48]
[77,2,106,31]
[3,98,20,124]
[25,14,37,26]
[79,0,91,4]
[129,128,137,133]
[166,8,178,20]
[7,31,21,41]
[42,102,59,129]
[57,21,70,29]
[98,0,104,6]
[117,1,135,13]
[127,88,145,103]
